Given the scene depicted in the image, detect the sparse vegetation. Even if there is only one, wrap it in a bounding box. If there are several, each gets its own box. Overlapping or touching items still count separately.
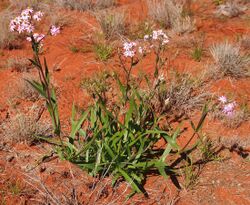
[213,0,224,6]
[80,70,111,102]
[212,95,249,128]
[191,46,203,62]
[94,42,113,61]
[53,0,115,11]
[240,35,250,51]
[147,0,195,34]
[53,0,93,11]
[96,10,126,39]
[147,71,210,115]
[209,41,250,78]
[48,11,71,27]
[6,57,32,72]
[17,74,41,101]
[222,107,249,128]
[10,0,49,11]
[181,161,200,189]
[95,0,115,9]
[0,0,249,203]
[129,21,153,40]
[0,9,20,49]
[1,107,51,143]
[215,1,247,17]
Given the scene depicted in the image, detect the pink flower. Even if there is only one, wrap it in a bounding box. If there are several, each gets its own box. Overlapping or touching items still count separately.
[124,50,135,58]
[218,96,227,104]
[146,30,169,45]
[26,33,45,43]
[9,8,35,34]
[25,24,35,33]
[21,8,33,16]
[33,33,45,42]
[33,11,44,21]
[123,41,137,58]
[50,25,60,36]
[222,102,236,116]
[26,37,32,42]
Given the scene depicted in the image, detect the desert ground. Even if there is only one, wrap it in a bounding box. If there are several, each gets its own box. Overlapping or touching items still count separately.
[0,0,250,204]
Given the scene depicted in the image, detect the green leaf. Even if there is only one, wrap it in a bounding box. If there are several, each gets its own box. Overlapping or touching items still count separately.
[114,74,126,101]
[155,161,168,179]
[70,107,89,139]
[44,57,50,84]
[28,58,41,68]
[117,167,142,193]
[195,104,208,132]
[104,142,115,159]
[190,120,196,131]
[26,79,46,98]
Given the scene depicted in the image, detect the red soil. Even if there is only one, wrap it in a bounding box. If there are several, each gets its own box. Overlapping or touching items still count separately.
[0,0,250,204]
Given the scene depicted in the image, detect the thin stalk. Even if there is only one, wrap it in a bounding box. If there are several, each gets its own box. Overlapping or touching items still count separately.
[31,38,62,141]
[124,57,134,103]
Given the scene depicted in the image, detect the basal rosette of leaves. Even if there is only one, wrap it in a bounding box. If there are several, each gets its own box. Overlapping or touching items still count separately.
[57,90,180,195]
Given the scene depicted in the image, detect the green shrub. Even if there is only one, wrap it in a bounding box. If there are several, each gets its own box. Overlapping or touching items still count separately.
[191,47,203,62]
[94,43,113,61]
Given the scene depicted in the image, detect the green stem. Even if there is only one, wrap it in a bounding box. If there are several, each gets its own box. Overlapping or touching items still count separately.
[31,39,62,142]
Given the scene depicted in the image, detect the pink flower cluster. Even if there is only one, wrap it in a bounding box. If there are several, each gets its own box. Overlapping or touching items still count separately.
[144,30,169,45]
[9,8,60,43]
[9,8,42,33]
[123,41,137,58]
[122,30,169,58]
[218,96,237,117]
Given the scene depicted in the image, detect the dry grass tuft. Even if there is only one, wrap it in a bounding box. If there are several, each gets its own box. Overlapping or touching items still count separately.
[222,108,249,128]
[148,0,181,27]
[16,74,42,102]
[95,0,115,9]
[54,0,115,11]
[1,106,51,143]
[147,0,195,34]
[171,15,195,34]
[53,0,93,11]
[209,41,250,78]
[48,11,72,27]
[215,1,247,17]
[240,35,250,51]
[146,71,211,115]
[95,10,126,39]
[81,70,112,102]
[6,57,32,72]
[9,0,50,11]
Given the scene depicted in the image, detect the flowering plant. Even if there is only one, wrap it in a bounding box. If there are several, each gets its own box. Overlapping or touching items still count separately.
[10,11,209,196]
[218,96,237,117]
[116,30,170,105]
[10,8,61,137]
